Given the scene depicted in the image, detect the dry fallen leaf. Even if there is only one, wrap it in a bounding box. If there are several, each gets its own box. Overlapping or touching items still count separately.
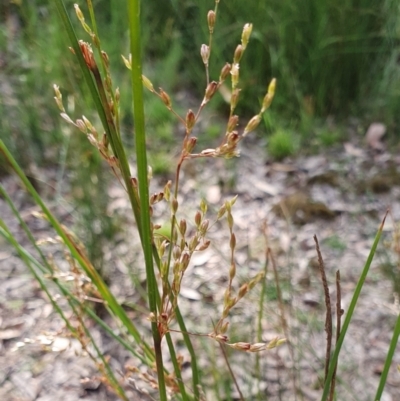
[365,122,386,150]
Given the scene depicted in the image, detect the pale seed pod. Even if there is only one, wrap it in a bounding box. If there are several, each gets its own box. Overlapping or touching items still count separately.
[217,204,226,219]
[142,75,154,92]
[115,87,120,103]
[243,114,261,136]
[227,115,239,133]
[163,181,171,201]
[53,85,65,112]
[230,194,238,206]
[75,119,87,133]
[200,44,210,65]
[189,235,199,252]
[101,50,109,68]
[220,321,229,334]
[233,45,243,64]
[261,78,277,113]
[207,10,216,33]
[249,343,267,352]
[229,342,251,351]
[121,54,131,70]
[230,63,240,88]
[230,88,241,112]
[241,23,253,49]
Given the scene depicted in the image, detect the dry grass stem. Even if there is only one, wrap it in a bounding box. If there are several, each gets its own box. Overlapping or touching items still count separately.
[313,235,333,387]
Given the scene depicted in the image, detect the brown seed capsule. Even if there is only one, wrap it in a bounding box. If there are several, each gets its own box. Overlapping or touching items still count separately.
[194,211,202,227]
[179,219,187,236]
[159,88,172,109]
[204,81,218,102]
[186,136,197,153]
[207,10,216,32]
[219,62,231,82]
[186,109,196,131]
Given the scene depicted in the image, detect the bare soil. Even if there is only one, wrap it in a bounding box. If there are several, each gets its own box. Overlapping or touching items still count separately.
[1,136,400,401]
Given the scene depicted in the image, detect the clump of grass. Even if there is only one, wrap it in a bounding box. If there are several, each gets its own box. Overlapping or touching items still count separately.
[267,128,297,160]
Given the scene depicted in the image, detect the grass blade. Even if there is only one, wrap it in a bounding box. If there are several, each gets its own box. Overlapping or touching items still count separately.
[320,212,388,401]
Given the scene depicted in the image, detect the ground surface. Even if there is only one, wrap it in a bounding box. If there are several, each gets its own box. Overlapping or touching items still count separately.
[1,135,400,401]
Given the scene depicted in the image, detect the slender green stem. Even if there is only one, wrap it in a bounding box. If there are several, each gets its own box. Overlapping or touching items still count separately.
[374,311,400,400]
[127,1,167,400]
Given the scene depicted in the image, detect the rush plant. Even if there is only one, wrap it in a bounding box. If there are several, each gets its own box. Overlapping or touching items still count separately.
[0,1,283,400]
